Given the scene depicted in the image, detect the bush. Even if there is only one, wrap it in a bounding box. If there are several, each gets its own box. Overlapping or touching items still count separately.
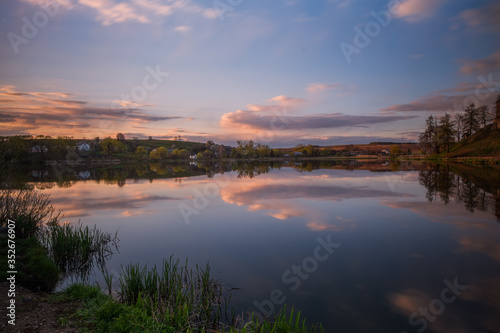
[0,237,61,291]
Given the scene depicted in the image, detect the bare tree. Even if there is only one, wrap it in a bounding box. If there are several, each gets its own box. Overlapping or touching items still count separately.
[454,113,464,142]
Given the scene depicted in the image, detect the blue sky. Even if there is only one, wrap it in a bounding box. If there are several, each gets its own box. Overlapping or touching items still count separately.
[1,0,499,147]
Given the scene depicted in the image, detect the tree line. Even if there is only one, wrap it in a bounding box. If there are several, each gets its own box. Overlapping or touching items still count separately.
[419,95,500,154]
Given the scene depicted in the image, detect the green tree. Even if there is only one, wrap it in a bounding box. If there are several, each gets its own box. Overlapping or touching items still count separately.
[419,115,439,154]
[134,146,148,158]
[234,140,257,158]
[100,138,126,156]
[256,143,271,157]
[320,148,332,157]
[178,149,189,159]
[157,147,168,159]
[390,145,401,157]
[202,150,215,159]
[116,133,125,141]
[4,136,29,160]
[437,113,455,153]
[462,103,480,137]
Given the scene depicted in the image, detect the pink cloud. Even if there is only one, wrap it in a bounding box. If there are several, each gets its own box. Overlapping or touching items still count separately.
[306,83,354,94]
[459,50,500,75]
[393,0,447,22]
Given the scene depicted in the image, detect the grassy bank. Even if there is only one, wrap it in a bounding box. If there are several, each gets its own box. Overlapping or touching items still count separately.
[56,265,323,332]
[1,188,324,332]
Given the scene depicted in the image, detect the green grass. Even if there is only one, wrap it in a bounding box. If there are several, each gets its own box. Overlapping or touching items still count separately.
[116,258,225,331]
[60,266,324,333]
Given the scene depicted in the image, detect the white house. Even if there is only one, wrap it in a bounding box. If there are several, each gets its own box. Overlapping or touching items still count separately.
[31,145,48,153]
[77,171,91,179]
[76,142,91,152]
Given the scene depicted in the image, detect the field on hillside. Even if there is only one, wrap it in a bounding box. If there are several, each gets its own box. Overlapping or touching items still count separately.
[445,124,500,158]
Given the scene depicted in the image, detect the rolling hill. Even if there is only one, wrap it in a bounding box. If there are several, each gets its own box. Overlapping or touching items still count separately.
[444,123,500,159]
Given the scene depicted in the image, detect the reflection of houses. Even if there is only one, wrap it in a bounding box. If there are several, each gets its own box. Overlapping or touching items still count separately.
[31,146,48,153]
[77,171,91,179]
[31,170,48,178]
[76,142,91,152]
[350,151,365,156]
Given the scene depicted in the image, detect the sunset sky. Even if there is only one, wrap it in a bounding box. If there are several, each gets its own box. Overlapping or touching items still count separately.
[1,0,499,147]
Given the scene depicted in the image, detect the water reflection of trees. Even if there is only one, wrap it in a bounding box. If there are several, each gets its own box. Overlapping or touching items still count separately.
[5,161,500,222]
[231,161,275,178]
[419,164,499,220]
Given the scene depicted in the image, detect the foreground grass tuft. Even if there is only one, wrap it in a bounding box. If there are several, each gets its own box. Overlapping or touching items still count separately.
[63,282,323,333]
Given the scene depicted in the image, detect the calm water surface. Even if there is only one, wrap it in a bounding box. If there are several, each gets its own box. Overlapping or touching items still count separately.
[22,161,500,332]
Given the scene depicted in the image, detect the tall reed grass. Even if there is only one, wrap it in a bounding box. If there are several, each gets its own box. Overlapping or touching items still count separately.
[0,189,61,238]
[40,222,119,281]
[0,188,119,286]
[117,257,223,331]
[86,260,324,332]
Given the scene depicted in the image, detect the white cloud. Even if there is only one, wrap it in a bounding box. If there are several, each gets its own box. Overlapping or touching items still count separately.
[22,0,215,26]
[202,8,219,19]
[306,83,354,96]
[174,25,191,33]
[267,95,305,105]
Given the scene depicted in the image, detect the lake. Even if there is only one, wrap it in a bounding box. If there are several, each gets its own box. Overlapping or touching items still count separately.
[9,160,500,332]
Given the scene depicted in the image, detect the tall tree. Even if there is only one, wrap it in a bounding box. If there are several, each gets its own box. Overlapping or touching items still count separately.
[495,95,500,129]
[476,105,491,127]
[454,113,464,142]
[437,113,455,153]
[462,103,480,137]
[419,115,440,154]
[116,133,125,141]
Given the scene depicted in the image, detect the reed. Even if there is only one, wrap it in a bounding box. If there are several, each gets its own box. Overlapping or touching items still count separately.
[230,305,323,333]
[40,222,119,281]
[117,257,224,331]
[68,263,324,333]
[0,189,62,238]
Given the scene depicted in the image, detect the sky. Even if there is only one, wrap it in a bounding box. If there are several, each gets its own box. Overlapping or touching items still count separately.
[0,0,499,147]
